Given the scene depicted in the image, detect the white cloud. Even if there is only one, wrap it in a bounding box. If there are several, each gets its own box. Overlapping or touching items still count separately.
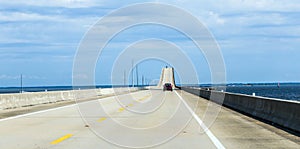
[0,10,98,23]
[0,74,44,80]
[208,0,300,12]
[0,12,56,22]
[0,0,96,8]
[0,10,98,49]
[0,0,300,85]
[0,75,19,80]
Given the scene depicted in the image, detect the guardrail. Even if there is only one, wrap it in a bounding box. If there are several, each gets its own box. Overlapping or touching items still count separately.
[181,87,300,134]
[0,87,139,110]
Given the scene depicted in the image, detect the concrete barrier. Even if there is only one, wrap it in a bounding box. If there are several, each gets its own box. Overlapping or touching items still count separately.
[181,87,300,134]
[0,87,139,110]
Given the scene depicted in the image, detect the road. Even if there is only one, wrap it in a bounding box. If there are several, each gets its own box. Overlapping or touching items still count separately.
[0,88,299,149]
[158,68,175,88]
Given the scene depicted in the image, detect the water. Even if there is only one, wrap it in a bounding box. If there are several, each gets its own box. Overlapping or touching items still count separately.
[0,85,147,94]
[222,83,300,101]
[1,83,300,102]
[0,85,114,94]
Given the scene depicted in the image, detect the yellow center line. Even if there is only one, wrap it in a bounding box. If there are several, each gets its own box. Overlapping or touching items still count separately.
[97,117,107,122]
[51,134,73,145]
[118,107,125,112]
[138,95,151,101]
[115,95,151,113]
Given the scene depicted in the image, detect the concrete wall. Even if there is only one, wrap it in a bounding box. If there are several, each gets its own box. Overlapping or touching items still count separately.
[182,87,300,134]
[0,87,139,110]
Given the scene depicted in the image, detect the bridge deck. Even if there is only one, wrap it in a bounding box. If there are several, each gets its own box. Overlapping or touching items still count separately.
[181,90,300,148]
[0,89,299,148]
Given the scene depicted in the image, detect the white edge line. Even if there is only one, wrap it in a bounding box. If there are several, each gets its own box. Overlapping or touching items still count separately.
[0,104,76,122]
[0,97,114,122]
[175,91,225,149]
[0,90,142,122]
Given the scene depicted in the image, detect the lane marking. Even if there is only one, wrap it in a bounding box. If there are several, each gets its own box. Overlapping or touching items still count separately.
[175,91,225,149]
[118,107,125,112]
[51,134,73,145]
[0,90,146,122]
[0,104,76,122]
[127,103,134,107]
[138,95,151,102]
[97,117,107,122]
[116,95,151,112]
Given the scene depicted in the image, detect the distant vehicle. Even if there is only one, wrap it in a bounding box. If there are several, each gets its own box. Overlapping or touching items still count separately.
[163,83,173,91]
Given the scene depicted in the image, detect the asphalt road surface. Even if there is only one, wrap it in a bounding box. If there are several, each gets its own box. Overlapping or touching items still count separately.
[0,88,299,149]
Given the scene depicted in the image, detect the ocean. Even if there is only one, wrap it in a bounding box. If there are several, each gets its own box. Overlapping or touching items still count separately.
[0,85,114,94]
[0,83,299,102]
[220,83,300,101]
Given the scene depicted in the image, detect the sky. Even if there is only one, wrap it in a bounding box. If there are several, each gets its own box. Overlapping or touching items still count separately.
[0,0,300,87]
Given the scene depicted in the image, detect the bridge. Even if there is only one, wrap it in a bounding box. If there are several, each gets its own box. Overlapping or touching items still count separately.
[0,68,299,148]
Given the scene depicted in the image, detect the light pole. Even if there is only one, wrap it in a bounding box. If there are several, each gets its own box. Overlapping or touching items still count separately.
[123,70,126,86]
[132,60,134,87]
[136,64,139,86]
[20,74,23,93]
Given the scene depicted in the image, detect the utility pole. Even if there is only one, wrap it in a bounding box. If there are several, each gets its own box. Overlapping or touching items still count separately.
[136,63,139,86]
[20,74,23,93]
[132,60,134,87]
[123,70,126,86]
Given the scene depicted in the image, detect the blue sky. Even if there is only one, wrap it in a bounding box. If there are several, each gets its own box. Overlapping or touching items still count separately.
[0,0,300,87]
